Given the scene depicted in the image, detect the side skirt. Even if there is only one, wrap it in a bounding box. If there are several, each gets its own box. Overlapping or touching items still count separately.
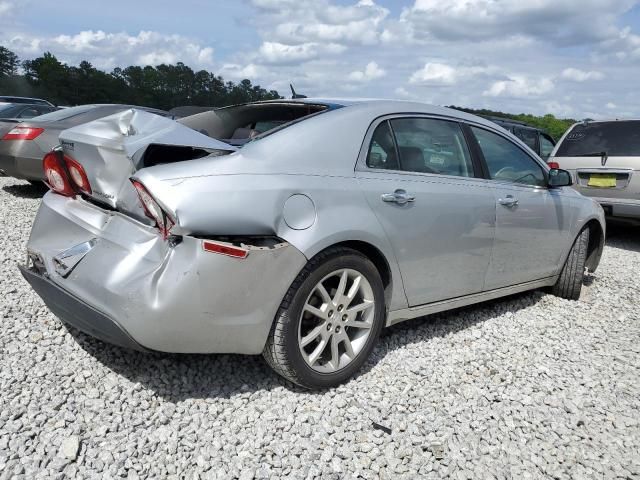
[386,276,558,327]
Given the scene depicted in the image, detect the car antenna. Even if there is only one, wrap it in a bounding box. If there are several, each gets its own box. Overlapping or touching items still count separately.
[290,84,307,99]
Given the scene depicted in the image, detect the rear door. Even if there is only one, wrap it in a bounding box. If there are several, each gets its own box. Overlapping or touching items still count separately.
[468,125,573,290]
[357,116,496,307]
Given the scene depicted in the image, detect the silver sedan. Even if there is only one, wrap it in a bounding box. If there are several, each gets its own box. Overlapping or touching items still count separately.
[20,99,605,389]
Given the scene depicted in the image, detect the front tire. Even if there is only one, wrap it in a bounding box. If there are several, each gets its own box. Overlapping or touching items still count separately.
[263,247,386,389]
[551,227,590,300]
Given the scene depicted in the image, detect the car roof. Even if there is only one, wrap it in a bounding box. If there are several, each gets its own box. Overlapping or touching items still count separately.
[238,97,503,130]
[0,96,53,106]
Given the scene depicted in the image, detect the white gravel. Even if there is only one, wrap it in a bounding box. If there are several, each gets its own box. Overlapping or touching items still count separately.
[1,176,639,479]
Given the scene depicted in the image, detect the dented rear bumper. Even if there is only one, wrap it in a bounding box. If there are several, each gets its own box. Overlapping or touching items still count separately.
[22,192,307,354]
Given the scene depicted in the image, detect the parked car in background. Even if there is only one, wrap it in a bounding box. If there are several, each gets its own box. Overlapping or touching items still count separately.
[484,116,556,160]
[0,104,169,181]
[549,119,640,220]
[0,104,59,138]
[20,99,605,389]
[0,96,54,107]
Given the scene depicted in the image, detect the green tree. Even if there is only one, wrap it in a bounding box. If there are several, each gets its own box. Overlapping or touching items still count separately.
[0,46,20,77]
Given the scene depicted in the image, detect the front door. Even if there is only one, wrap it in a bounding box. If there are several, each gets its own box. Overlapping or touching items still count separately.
[357,117,496,306]
[469,126,573,290]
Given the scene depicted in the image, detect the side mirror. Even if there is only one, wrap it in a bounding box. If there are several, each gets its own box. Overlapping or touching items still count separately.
[548,168,572,187]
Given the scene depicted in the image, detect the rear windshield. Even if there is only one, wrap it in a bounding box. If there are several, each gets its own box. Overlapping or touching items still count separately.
[556,121,640,157]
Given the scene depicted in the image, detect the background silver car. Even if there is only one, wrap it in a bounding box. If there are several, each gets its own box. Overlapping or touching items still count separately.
[20,99,605,388]
[0,104,169,181]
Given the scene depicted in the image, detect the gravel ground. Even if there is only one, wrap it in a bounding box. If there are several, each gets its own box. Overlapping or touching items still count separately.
[1,176,639,480]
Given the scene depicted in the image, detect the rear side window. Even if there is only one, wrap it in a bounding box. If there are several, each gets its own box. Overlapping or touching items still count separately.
[366,121,399,170]
[471,126,546,187]
[514,127,538,152]
[556,121,640,157]
[366,118,474,177]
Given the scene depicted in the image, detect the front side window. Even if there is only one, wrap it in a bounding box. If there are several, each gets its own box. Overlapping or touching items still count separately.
[389,118,474,177]
[471,126,546,187]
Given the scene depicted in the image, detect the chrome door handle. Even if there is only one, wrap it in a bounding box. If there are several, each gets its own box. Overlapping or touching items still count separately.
[381,189,415,205]
[498,196,519,207]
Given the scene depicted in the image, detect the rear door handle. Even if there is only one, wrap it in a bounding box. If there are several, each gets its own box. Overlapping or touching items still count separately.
[498,195,519,207]
[381,189,415,205]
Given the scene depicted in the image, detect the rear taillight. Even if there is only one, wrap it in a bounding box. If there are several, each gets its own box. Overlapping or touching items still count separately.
[43,152,75,197]
[547,161,560,169]
[131,180,175,239]
[2,127,44,140]
[64,156,92,195]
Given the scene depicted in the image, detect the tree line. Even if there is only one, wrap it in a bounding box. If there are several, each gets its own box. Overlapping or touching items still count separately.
[449,106,575,140]
[0,46,281,110]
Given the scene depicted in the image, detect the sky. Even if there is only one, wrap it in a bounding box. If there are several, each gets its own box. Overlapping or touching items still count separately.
[1,0,639,119]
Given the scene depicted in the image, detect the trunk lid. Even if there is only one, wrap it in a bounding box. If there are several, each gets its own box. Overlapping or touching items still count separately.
[58,109,236,211]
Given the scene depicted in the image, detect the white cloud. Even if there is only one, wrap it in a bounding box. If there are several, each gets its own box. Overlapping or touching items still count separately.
[219,63,266,80]
[561,68,604,82]
[483,75,554,98]
[606,102,617,109]
[409,62,492,86]
[399,0,636,46]
[347,61,386,82]
[4,30,215,70]
[257,41,345,64]
[0,1,12,15]
[409,62,457,85]
[251,0,389,46]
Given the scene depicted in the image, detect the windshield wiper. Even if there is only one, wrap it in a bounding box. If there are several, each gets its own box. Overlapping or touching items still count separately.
[572,150,608,165]
[573,151,607,158]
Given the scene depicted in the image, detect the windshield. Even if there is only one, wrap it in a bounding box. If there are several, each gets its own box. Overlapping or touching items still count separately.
[556,121,640,157]
[31,104,98,122]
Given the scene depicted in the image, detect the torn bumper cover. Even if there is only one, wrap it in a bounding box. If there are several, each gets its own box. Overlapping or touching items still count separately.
[21,192,307,354]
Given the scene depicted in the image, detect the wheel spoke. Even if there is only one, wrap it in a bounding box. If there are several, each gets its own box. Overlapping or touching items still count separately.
[345,275,362,307]
[346,300,374,315]
[334,270,348,301]
[315,282,332,304]
[304,304,325,320]
[348,319,372,329]
[300,325,324,347]
[307,338,328,365]
[330,335,340,370]
[342,336,356,359]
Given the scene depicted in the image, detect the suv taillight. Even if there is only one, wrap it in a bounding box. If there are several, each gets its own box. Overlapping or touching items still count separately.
[2,127,44,140]
[131,179,175,239]
[43,151,75,197]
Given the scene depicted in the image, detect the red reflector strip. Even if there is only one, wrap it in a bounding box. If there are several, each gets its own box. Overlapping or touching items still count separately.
[547,162,560,169]
[202,241,249,259]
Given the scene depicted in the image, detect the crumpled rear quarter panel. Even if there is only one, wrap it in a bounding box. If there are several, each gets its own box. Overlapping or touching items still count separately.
[26,193,307,353]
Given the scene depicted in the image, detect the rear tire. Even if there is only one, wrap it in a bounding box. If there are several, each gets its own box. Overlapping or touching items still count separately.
[263,247,385,389]
[551,228,589,300]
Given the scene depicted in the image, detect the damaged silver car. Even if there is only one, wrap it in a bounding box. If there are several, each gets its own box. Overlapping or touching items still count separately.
[20,99,606,388]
